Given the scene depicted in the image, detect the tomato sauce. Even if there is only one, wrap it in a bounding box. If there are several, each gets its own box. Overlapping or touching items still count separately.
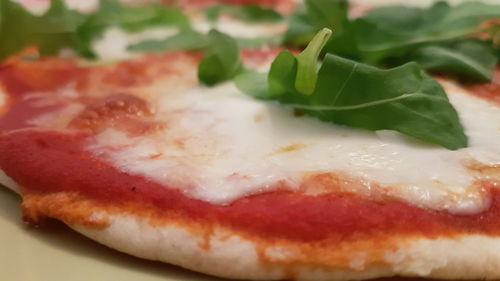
[0,52,199,135]
[465,67,500,105]
[1,130,500,243]
[0,97,63,133]
[0,58,83,98]
[1,52,500,243]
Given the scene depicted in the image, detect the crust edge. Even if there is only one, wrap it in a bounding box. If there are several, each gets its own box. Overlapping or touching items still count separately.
[73,211,500,281]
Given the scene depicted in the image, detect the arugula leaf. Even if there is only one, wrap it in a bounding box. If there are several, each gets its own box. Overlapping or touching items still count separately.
[0,0,82,60]
[193,4,285,49]
[204,4,283,23]
[235,35,284,48]
[237,29,467,150]
[0,0,189,60]
[266,51,298,98]
[283,0,500,81]
[80,0,187,32]
[198,29,243,86]
[129,31,283,53]
[128,29,208,52]
[284,0,344,45]
[295,28,332,94]
[284,0,358,59]
[274,54,467,150]
[74,0,189,58]
[356,1,500,65]
[409,39,498,82]
[234,70,268,98]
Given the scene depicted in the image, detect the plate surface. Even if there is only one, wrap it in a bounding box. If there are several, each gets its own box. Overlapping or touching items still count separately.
[0,187,221,281]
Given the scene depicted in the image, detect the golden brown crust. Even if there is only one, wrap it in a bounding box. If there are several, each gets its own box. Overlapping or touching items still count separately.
[21,192,109,228]
[60,193,500,281]
[19,190,401,270]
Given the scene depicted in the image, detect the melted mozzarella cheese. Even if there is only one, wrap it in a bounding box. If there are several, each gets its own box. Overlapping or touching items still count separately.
[93,27,179,61]
[92,17,285,61]
[3,2,498,214]
[6,14,494,214]
[88,80,500,214]
[192,17,286,38]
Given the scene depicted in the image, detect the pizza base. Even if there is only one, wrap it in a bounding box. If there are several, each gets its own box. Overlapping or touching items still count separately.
[2,170,499,281]
[1,1,499,279]
[70,207,500,280]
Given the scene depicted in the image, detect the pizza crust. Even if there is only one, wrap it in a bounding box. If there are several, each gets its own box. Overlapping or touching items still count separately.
[4,169,500,281]
[1,0,499,279]
[71,209,500,281]
[73,214,284,280]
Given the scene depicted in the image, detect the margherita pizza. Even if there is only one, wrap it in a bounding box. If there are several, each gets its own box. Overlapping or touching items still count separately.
[0,0,499,280]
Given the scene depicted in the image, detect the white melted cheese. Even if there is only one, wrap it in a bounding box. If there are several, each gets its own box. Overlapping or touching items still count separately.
[88,80,500,214]
[93,27,179,61]
[92,18,285,61]
[192,17,286,38]
[5,1,498,214]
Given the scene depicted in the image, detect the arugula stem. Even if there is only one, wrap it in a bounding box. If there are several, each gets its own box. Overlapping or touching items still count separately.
[295,28,332,95]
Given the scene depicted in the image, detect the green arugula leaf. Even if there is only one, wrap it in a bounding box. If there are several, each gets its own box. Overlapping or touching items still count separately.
[237,29,467,150]
[128,29,208,52]
[192,3,285,49]
[279,55,467,150]
[356,1,500,65]
[235,35,284,48]
[409,39,498,82]
[0,0,189,60]
[234,70,268,98]
[284,0,344,45]
[284,0,358,59]
[0,0,82,60]
[75,0,189,58]
[198,29,243,86]
[129,31,283,53]
[295,28,332,94]
[204,4,283,23]
[267,51,298,98]
[283,0,500,81]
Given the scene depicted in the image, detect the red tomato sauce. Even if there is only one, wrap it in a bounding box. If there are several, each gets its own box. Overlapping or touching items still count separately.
[0,52,199,134]
[0,97,63,133]
[0,58,84,98]
[1,130,500,242]
[465,67,500,105]
[1,52,500,243]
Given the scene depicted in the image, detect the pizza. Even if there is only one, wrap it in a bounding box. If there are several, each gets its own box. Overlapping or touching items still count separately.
[0,0,499,280]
